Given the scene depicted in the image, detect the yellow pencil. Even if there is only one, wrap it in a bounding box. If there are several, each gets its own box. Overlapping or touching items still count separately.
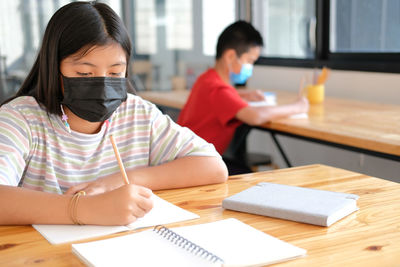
[109,135,130,185]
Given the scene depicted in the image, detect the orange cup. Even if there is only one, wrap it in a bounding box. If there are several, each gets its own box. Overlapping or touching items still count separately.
[306,84,324,104]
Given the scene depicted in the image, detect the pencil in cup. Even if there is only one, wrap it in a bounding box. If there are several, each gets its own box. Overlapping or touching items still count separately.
[109,135,130,185]
[316,67,330,85]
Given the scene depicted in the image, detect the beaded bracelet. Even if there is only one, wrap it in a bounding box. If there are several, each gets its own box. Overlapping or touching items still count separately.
[69,191,86,225]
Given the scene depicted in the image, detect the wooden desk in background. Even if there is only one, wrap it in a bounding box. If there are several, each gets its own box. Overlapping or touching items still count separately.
[1,164,399,266]
[138,90,400,165]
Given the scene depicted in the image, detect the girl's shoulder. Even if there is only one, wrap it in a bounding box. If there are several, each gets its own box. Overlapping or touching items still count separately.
[126,93,154,106]
[0,97,51,138]
[120,93,160,114]
[114,93,164,125]
[2,96,43,113]
[0,96,49,124]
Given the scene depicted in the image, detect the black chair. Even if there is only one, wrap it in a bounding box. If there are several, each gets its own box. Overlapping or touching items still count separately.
[223,124,278,175]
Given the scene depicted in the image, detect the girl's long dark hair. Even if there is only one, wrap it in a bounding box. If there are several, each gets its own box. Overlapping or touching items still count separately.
[3,1,133,115]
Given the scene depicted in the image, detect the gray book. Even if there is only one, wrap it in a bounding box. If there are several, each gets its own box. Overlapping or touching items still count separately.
[222,182,359,227]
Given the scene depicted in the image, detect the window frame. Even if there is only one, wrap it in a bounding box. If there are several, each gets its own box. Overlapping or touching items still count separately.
[254,0,400,74]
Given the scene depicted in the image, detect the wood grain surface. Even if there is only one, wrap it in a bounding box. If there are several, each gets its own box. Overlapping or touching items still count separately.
[138,90,400,156]
[1,164,399,266]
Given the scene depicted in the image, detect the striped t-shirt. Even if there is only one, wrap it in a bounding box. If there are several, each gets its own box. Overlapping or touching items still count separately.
[0,94,219,193]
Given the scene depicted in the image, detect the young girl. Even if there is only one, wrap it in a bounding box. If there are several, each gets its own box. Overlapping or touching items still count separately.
[0,2,227,226]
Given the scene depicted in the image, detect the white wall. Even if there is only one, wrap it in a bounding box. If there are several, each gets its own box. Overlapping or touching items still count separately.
[249,65,400,105]
[247,65,400,183]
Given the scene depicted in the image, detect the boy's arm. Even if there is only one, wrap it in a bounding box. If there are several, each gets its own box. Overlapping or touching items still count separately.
[236,97,309,125]
[237,88,265,101]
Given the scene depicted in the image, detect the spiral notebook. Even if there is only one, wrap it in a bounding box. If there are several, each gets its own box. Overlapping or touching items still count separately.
[33,194,199,244]
[72,218,306,267]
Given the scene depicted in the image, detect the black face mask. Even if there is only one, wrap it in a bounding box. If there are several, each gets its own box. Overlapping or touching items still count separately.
[61,76,128,122]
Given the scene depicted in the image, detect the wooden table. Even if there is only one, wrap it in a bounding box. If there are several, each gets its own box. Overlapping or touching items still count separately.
[138,90,400,164]
[1,164,399,266]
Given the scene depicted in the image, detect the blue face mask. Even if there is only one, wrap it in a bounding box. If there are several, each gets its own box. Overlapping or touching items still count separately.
[230,63,253,84]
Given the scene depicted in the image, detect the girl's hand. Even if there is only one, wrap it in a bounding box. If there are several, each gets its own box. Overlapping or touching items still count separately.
[65,173,125,196]
[78,184,154,225]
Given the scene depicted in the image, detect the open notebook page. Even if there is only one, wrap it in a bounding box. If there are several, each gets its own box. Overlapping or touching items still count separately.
[72,218,306,267]
[173,218,306,266]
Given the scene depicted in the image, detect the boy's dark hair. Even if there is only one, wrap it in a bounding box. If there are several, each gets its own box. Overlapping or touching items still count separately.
[3,1,133,115]
[216,20,263,59]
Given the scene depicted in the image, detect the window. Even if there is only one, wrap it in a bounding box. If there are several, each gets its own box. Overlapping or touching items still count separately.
[253,0,400,73]
[252,0,316,59]
[330,0,400,53]
[166,0,193,50]
[202,0,236,56]
[129,0,236,91]
[134,0,157,54]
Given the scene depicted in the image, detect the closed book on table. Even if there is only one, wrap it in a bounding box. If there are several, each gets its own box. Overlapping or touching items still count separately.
[222,182,359,226]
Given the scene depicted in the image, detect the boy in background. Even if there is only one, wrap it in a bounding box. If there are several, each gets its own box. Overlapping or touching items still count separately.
[178,21,308,174]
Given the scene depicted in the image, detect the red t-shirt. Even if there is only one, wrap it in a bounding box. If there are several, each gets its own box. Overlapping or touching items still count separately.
[178,69,248,154]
